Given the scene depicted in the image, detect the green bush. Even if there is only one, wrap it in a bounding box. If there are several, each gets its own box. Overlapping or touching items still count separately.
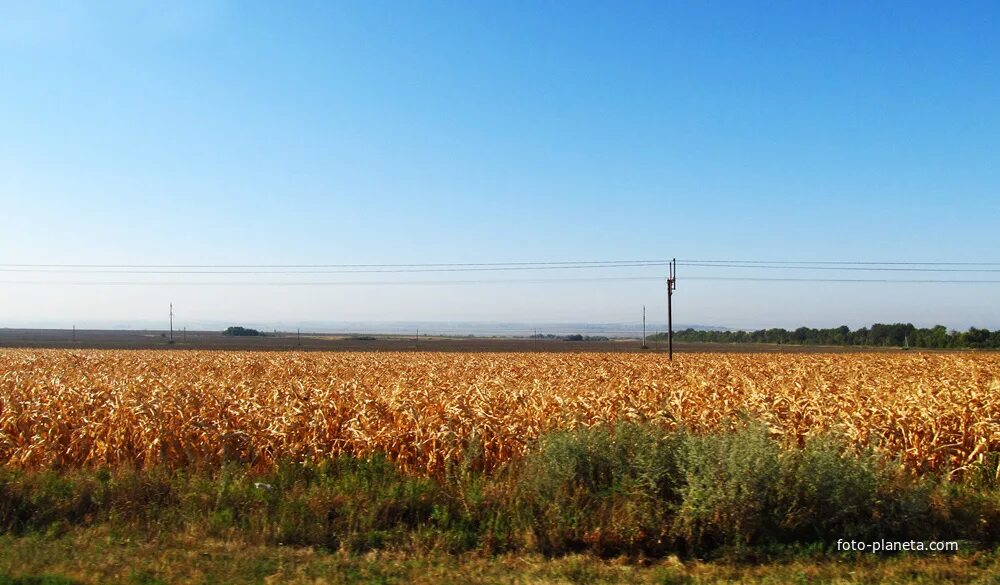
[673,424,783,552]
[176,456,442,551]
[515,423,682,555]
[775,435,886,542]
[0,423,997,558]
[0,574,80,585]
[0,470,99,534]
[673,425,945,555]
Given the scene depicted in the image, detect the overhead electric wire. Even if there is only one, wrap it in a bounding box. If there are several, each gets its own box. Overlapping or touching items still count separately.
[2,258,999,286]
[2,276,999,286]
[686,276,1000,283]
[0,260,671,269]
[2,260,1000,274]
[679,259,1000,266]
[3,258,1000,270]
[0,262,673,275]
[677,262,1000,273]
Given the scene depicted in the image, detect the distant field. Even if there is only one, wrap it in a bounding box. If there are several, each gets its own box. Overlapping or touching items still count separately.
[0,328,903,353]
[1,349,996,474]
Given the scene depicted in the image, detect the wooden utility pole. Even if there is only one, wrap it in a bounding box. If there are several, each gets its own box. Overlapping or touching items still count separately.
[169,303,174,342]
[297,328,301,346]
[667,258,677,360]
[642,306,646,349]
[72,325,76,342]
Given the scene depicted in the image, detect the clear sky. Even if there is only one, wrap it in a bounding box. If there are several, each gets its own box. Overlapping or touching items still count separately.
[2,1,998,331]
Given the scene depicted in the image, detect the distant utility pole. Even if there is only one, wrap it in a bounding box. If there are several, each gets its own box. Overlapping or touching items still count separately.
[183,327,187,342]
[416,327,419,350]
[72,325,76,342]
[642,306,647,349]
[667,258,677,361]
[297,328,301,346]
[169,303,174,342]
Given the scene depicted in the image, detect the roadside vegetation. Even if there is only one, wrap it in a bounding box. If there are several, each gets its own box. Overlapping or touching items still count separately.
[1,423,998,583]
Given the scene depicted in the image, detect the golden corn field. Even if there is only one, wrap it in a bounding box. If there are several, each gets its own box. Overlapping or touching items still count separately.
[1,349,998,475]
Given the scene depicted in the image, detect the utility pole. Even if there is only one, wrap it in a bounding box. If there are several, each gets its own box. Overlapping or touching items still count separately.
[667,258,677,361]
[169,303,174,342]
[415,327,419,350]
[642,306,646,349]
[297,328,301,347]
[183,327,187,342]
[72,325,76,342]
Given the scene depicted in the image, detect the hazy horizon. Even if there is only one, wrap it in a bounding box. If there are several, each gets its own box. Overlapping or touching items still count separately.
[1,316,994,336]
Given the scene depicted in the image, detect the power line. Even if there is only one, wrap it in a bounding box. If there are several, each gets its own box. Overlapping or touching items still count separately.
[2,257,999,287]
[3,260,1000,275]
[0,277,665,286]
[688,276,1000,283]
[679,259,1000,266]
[0,260,671,269]
[0,262,672,275]
[3,258,1000,269]
[2,276,999,286]
[678,262,1000,273]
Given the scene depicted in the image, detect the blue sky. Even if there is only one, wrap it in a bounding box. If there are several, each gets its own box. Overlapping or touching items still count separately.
[1,1,998,330]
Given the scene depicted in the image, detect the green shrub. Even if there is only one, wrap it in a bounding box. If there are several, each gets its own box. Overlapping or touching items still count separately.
[515,423,682,555]
[179,455,443,551]
[0,423,997,558]
[671,425,942,555]
[775,435,885,542]
[103,466,178,525]
[0,470,99,534]
[0,574,80,585]
[673,424,783,552]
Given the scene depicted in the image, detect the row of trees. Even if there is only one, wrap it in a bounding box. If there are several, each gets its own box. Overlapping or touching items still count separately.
[223,326,262,337]
[651,323,1000,348]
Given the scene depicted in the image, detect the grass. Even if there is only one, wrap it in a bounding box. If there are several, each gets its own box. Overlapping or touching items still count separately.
[0,529,999,584]
[1,423,998,583]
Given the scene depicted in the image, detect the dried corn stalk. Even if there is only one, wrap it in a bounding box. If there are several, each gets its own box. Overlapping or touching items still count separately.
[0,349,997,475]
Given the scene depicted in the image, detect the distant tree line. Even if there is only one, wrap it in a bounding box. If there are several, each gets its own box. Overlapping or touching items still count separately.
[529,333,611,342]
[223,326,262,337]
[649,323,1000,349]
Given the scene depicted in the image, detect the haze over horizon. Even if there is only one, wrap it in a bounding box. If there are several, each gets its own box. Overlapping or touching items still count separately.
[2,1,998,330]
